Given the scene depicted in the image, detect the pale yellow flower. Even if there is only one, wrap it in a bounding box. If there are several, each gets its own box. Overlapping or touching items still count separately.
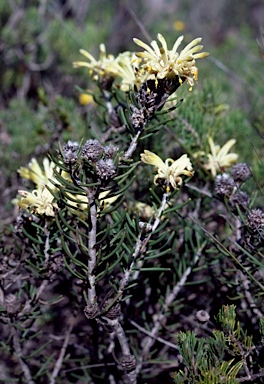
[133,34,209,87]
[141,150,194,190]
[106,51,141,91]
[17,187,58,217]
[74,46,141,91]
[73,44,116,79]
[18,158,70,189]
[203,137,238,178]
[98,191,120,210]
[65,190,120,218]
[16,158,70,216]
[18,158,55,189]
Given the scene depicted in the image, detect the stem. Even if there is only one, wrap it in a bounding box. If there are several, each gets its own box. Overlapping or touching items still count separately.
[49,316,75,384]
[118,192,170,298]
[104,318,137,384]
[87,201,97,304]
[11,324,35,384]
[123,131,141,159]
[135,246,203,375]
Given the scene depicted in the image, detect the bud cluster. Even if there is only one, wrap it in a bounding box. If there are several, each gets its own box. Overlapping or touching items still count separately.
[214,163,251,211]
[62,141,80,164]
[62,139,119,181]
[131,78,181,131]
[247,208,264,232]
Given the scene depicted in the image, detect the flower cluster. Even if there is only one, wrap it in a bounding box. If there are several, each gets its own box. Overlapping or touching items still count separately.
[16,141,119,217]
[17,158,59,217]
[134,34,209,88]
[140,150,194,191]
[73,34,209,93]
[73,46,140,91]
[198,137,238,178]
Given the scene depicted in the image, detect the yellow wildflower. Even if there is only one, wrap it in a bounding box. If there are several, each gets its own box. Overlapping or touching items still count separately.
[17,187,58,217]
[133,34,209,87]
[203,137,238,177]
[79,92,94,105]
[140,150,194,190]
[106,51,141,91]
[16,157,70,216]
[18,158,55,189]
[74,46,141,91]
[65,190,120,218]
[173,20,186,32]
[73,44,116,80]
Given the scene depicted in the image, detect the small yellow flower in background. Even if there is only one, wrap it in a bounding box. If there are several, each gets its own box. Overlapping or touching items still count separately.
[79,91,94,106]
[17,187,58,217]
[140,150,194,190]
[133,34,209,87]
[203,137,238,178]
[173,20,186,32]
[134,202,155,220]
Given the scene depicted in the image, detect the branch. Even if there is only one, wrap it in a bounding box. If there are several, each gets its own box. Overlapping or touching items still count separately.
[123,131,141,159]
[11,324,35,384]
[129,319,178,350]
[103,318,137,384]
[118,192,170,298]
[49,316,75,384]
[238,370,264,382]
[87,201,97,304]
[135,245,203,375]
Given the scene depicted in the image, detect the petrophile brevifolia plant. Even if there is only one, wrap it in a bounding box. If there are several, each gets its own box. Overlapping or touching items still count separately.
[1,32,264,384]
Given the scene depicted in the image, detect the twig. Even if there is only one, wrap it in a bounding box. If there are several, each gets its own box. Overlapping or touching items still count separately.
[189,215,264,292]
[129,320,178,350]
[123,131,141,159]
[135,245,203,375]
[238,270,263,320]
[103,90,115,116]
[119,192,170,297]
[87,201,97,304]
[49,316,75,384]
[237,369,264,382]
[11,324,35,384]
[103,318,137,384]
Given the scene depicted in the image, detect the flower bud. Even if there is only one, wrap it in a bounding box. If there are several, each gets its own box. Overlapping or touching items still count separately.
[231,163,251,182]
[214,173,235,197]
[63,141,79,164]
[96,159,116,180]
[247,208,264,232]
[82,139,104,162]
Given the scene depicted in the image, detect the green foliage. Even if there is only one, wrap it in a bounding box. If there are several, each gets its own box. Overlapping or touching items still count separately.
[172,305,262,384]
